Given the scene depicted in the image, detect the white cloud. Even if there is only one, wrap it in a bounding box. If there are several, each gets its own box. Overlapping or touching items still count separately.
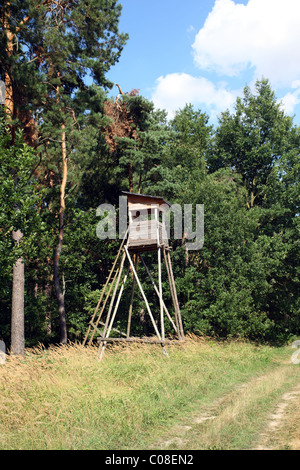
[151,0,300,122]
[280,81,300,114]
[151,72,238,120]
[187,25,195,34]
[192,0,300,86]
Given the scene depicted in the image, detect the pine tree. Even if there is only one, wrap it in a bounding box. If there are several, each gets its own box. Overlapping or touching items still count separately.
[104,89,171,194]
[0,0,128,344]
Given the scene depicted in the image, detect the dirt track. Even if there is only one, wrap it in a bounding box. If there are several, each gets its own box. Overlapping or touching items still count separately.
[253,384,300,450]
[149,366,300,450]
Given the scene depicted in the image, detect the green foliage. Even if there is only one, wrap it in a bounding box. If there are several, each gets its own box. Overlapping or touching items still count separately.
[0,114,40,258]
[148,86,299,344]
[172,81,299,343]
[107,94,171,194]
[208,79,294,208]
[0,110,40,343]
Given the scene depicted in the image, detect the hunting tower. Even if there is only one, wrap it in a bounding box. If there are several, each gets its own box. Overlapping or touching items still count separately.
[83,192,184,359]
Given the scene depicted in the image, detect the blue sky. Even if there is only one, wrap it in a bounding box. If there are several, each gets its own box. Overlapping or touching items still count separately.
[106,0,300,126]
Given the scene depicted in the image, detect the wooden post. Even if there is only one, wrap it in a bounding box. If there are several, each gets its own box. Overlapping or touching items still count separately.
[99,265,130,361]
[158,246,164,342]
[166,250,184,340]
[139,255,177,334]
[101,250,126,341]
[83,228,129,346]
[88,266,120,345]
[106,266,130,339]
[127,254,138,337]
[97,337,183,345]
[163,247,180,337]
[84,266,119,345]
[90,320,127,338]
[124,246,162,341]
[155,207,164,343]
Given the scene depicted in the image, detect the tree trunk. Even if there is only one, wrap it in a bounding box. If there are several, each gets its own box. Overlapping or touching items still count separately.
[3,3,14,120]
[11,230,25,355]
[45,272,53,337]
[4,5,25,355]
[129,157,133,192]
[138,308,151,336]
[53,124,68,344]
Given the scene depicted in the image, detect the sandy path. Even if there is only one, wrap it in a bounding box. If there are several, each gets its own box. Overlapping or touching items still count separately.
[149,370,300,450]
[253,384,300,450]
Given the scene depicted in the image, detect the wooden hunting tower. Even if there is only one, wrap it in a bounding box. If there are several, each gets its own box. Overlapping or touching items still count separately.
[83,192,184,359]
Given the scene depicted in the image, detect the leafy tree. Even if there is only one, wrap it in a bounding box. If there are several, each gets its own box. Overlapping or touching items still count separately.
[209,79,294,208]
[203,79,300,342]
[175,169,276,340]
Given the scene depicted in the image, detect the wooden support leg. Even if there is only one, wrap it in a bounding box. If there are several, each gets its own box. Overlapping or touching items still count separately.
[99,265,130,361]
[98,251,126,358]
[106,266,130,339]
[125,246,162,341]
[166,250,184,340]
[140,255,178,334]
[83,228,129,346]
[87,266,120,345]
[83,264,118,346]
[127,254,138,338]
[163,248,180,338]
[158,246,165,343]
[90,267,120,344]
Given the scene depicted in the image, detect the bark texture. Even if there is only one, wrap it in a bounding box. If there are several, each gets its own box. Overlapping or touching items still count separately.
[11,230,25,355]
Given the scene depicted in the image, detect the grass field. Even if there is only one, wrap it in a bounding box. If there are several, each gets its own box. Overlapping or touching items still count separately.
[0,335,299,450]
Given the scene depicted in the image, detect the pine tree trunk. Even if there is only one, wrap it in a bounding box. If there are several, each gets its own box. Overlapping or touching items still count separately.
[44,272,53,337]
[129,157,133,192]
[3,3,14,120]
[4,4,25,354]
[11,230,25,355]
[54,124,68,344]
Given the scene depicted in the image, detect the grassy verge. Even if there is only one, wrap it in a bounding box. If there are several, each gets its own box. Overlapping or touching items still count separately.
[0,335,299,450]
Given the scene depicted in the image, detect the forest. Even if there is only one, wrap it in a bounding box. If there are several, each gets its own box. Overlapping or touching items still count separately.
[0,0,299,355]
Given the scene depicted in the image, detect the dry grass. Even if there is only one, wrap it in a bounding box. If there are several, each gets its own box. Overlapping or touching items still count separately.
[0,336,297,450]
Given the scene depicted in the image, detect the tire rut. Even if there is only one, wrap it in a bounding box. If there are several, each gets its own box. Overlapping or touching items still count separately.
[149,368,300,450]
[252,383,300,450]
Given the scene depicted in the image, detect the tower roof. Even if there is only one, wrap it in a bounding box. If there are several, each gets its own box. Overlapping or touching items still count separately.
[122,191,171,208]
